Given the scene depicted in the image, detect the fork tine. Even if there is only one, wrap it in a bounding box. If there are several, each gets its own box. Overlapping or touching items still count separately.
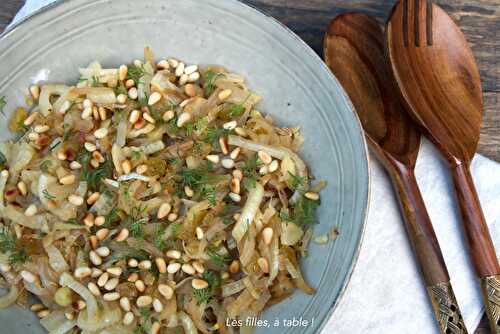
[403,0,409,46]
[426,0,434,45]
[414,0,420,47]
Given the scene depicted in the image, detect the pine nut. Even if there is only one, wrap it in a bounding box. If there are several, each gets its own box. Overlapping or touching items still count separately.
[96,246,110,257]
[221,272,230,280]
[166,250,181,259]
[143,112,155,124]
[103,292,120,301]
[230,178,241,194]
[139,260,152,270]
[222,158,235,169]
[129,109,140,124]
[206,155,220,164]
[97,272,109,287]
[115,228,129,242]
[135,280,146,292]
[89,236,98,250]
[175,62,185,77]
[192,279,209,290]
[235,127,248,137]
[268,160,279,173]
[257,257,269,273]
[195,227,204,240]
[24,112,39,126]
[158,284,174,299]
[176,112,191,127]
[230,147,241,160]
[229,192,241,203]
[304,192,320,201]
[152,321,161,334]
[74,267,92,279]
[167,213,178,222]
[162,110,175,121]
[81,107,92,119]
[257,151,272,164]
[28,132,40,141]
[106,267,122,276]
[155,257,167,274]
[157,60,169,70]
[229,260,240,274]
[123,311,134,325]
[185,84,196,97]
[37,310,50,318]
[262,227,274,245]
[136,295,152,307]
[20,270,36,283]
[96,228,109,241]
[157,203,172,219]
[88,282,101,296]
[188,72,200,82]
[168,58,179,68]
[29,85,40,100]
[70,161,82,170]
[128,87,138,100]
[125,79,135,88]
[219,137,229,155]
[120,297,131,312]
[0,264,11,272]
[167,262,181,274]
[90,159,100,168]
[24,204,37,217]
[59,100,71,114]
[59,174,75,185]
[68,194,84,206]
[223,120,237,130]
[86,192,100,205]
[65,312,74,320]
[30,303,45,312]
[119,65,128,81]
[120,159,132,174]
[127,273,139,283]
[94,128,108,139]
[93,150,105,163]
[218,89,232,101]
[181,263,196,275]
[192,261,205,274]
[98,107,107,120]
[148,92,162,106]
[77,300,86,310]
[91,268,103,278]
[89,251,102,266]
[117,94,127,104]
[184,65,198,75]
[128,258,138,267]
[82,99,93,109]
[84,142,96,152]
[259,165,269,175]
[34,125,49,133]
[184,186,194,197]
[180,98,191,108]
[104,277,119,291]
[153,298,163,313]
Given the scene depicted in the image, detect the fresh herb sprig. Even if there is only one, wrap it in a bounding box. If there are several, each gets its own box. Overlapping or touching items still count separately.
[193,270,222,304]
[202,127,230,150]
[242,154,261,189]
[126,64,145,84]
[203,70,225,97]
[0,227,29,265]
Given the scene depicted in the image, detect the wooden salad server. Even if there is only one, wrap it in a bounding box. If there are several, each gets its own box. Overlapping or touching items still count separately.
[324,13,467,333]
[386,1,500,332]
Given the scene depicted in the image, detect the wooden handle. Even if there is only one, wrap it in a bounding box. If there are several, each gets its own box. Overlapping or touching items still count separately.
[451,163,500,277]
[389,161,467,333]
[391,162,450,285]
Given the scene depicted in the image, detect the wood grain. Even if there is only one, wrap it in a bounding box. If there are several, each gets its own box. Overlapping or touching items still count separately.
[0,0,496,331]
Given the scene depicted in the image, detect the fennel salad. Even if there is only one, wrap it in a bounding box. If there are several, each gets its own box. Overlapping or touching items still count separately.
[0,47,326,334]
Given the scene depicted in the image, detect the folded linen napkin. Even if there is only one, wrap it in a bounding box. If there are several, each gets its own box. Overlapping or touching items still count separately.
[9,2,500,333]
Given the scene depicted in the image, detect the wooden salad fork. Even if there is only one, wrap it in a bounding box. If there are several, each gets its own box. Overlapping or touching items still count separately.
[387,1,500,332]
[324,13,467,334]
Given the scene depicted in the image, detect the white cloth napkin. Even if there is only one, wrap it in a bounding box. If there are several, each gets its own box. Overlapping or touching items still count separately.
[8,2,500,333]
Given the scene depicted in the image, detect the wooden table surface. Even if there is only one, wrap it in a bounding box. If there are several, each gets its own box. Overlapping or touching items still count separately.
[0,0,497,332]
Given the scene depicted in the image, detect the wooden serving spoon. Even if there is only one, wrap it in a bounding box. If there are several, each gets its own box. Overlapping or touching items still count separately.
[386,1,500,332]
[324,13,467,334]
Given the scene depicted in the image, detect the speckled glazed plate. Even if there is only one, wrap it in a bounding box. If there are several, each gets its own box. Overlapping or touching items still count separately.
[0,0,369,333]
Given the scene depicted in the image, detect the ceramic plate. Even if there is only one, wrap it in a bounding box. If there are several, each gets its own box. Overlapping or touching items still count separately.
[0,0,369,333]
